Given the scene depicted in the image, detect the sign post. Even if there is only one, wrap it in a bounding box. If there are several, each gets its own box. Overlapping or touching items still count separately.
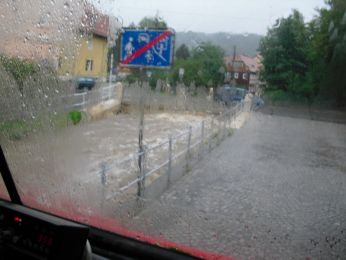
[119,28,175,197]
[119,29,175,69]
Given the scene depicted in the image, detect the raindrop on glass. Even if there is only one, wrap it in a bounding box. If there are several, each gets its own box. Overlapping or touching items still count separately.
[273,19,281,28]
[328,21,334,33]
[341,12,346,25]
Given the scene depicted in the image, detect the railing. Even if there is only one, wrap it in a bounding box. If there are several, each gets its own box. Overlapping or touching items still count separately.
[59,84,117,111]
[83,100,245,201]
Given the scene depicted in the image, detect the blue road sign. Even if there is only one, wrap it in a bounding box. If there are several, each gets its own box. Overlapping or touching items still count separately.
[119,29,175,69]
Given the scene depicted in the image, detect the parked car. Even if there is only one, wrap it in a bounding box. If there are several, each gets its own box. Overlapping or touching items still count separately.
[215,84,247,105]
[76,77,97,91]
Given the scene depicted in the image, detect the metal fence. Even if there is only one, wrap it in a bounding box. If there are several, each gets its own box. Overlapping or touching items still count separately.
[83,100,245,203]
[58,85,117,111]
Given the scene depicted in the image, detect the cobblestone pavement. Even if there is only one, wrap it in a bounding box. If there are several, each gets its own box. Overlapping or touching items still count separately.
[127,112,346,259]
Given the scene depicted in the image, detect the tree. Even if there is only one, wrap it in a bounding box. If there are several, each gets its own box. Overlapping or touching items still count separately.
[172,42,225,87]
[128,22,137,29]
[259,10,310,96]
[138,16,167,29]
[260,3,346,106]
[0,55,39,93]
[308,0,346,106]
[175,44,190,60]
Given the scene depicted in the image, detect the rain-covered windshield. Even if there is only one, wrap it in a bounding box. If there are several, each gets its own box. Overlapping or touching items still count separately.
[1,0,346,258]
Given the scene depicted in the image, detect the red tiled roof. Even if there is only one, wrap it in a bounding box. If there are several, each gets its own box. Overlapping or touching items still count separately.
[224,54,261,73]
[82,4,109,38]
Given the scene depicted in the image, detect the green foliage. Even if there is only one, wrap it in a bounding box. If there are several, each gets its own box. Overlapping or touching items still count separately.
[260,3,346,107]
[175,44,190,60]
[0,55,39,92]
[259,10,309,92]
[0,120,31,140]
[0,112,72,140]
[138,16,168,29]
[171,42,225,87]
[68,111,82,125]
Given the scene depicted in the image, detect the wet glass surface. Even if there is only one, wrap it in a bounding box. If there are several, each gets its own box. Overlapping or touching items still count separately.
[1,0,346,259]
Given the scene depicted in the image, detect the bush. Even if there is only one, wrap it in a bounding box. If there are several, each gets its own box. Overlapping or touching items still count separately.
[68,111,82,125]
[0,55,39,92]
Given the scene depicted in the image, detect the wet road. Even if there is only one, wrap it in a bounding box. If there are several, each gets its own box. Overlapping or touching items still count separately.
[128,112,346,259]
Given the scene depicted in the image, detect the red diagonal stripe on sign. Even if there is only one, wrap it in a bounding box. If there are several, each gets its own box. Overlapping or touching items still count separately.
[121,30,172,65]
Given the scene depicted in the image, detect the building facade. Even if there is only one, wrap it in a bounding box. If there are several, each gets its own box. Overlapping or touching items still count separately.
[224,54,263,93]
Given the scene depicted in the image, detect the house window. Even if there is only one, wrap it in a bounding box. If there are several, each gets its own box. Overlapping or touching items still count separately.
[243,73,247,80]
[85,59,93,71]
[234,72,239,79]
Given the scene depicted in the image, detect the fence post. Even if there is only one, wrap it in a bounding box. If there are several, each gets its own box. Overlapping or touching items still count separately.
[218,114,222,144]
[199,121,205,159]
[209,118,214,152]
[100,163,107,186]
[137,149,146,197]
[186,126,192,172]
[223,111,226,140]
[100,162,107,211]
[167,135,172,186]
[82,92,86,110]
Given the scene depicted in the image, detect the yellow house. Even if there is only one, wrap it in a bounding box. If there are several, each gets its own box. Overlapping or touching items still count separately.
[58,8,111,81]
[72,34,108,79]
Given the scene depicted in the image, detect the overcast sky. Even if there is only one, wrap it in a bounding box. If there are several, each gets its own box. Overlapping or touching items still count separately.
[96,0,327,34]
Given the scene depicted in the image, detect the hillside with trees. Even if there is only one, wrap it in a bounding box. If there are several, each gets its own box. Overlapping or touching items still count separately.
[176,32,262,56]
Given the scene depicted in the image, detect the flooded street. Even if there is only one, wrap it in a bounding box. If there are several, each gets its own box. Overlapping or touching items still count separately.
[2,112,214,206]
[124,111,346,259]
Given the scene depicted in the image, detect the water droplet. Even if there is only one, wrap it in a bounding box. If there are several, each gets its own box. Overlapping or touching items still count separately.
[31,115,36,119]
[63,2,69,9]
[330,28,338,41]
[328,21,334,33]
[273,19,281,28]
[44,94,48,99]
[55,89,59,94]
[342,12,346,25]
